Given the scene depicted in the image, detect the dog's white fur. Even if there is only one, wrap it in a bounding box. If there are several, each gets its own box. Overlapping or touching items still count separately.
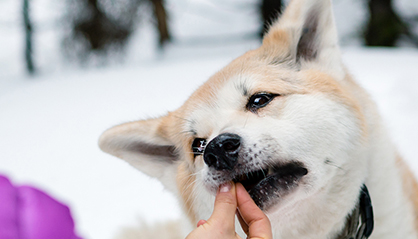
[99,0,418,238]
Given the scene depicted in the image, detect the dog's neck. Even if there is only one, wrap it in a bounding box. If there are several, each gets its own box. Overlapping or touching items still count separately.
[335,185,374,239]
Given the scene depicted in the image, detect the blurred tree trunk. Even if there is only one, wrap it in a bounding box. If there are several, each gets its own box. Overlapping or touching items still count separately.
[260,0,282,37]
[23,0,35,74]
[73,0,131,51]
[150,0,171,47]
[364,0,417,46]
[80,0,104,50]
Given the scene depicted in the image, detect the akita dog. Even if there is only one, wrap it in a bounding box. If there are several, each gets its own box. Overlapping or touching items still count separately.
[99,0,418,238]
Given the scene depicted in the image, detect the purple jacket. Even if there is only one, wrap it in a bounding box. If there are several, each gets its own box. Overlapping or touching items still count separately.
[0,175,82,239]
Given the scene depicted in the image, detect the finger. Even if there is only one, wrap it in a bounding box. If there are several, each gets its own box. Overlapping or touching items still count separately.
[236,183,272,239]
[207,181,237,230]
[236,210,249,234]
[196,219,207,227]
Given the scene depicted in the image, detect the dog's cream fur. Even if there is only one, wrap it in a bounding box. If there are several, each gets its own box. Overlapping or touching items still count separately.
[99,0,418,238]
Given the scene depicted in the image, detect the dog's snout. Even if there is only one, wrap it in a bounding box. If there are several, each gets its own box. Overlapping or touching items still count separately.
[204,133,241,170]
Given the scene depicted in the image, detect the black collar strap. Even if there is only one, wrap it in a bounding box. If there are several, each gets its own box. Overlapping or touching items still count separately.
[336,184,374,239]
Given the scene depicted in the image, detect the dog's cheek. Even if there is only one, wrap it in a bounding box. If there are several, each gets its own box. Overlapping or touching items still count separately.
[304,158,334,191]
[176,161,198,223]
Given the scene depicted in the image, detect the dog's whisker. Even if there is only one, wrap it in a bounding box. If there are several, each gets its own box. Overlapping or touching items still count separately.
[242,114,250,129]
[324,160,345,172]
[180,177,199,216]
[178,130,195,136]
[184,179,205,217]
[172,114,194,124]
[187,152,204,156]
[256,163,267,178]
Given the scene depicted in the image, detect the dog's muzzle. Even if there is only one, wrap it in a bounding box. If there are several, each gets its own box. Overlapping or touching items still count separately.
[202,133,309,211]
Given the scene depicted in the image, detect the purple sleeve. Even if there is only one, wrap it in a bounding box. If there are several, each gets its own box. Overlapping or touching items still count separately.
[0,175,83,239]
[0,175,19,239]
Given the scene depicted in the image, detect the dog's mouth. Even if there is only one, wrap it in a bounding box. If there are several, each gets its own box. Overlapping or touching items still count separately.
[232,162,308,211]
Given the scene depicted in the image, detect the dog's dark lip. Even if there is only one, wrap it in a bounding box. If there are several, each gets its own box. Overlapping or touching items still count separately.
[232,162,308,210]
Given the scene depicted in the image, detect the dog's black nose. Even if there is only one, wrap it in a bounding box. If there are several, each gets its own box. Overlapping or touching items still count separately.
[204,133,241,170]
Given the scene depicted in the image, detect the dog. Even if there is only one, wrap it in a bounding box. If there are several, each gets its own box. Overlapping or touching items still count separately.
[99,0,418,238]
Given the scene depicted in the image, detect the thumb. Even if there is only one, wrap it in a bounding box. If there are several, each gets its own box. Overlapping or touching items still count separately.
[207,181,237,230]
[236,183,272,239]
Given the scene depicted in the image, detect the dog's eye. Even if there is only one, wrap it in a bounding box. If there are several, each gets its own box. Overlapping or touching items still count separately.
[192,138,206,157]
[246,93,278,112]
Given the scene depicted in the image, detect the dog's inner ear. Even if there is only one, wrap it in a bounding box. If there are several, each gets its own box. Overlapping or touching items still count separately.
[124,140,177,161]
[296,7,320,62]
[99,124,178,164]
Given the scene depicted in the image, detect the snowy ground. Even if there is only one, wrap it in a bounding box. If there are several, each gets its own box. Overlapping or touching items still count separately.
[1,0,418,239]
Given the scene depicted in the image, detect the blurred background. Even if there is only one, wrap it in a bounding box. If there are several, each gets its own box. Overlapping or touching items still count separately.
[1,0,418,238]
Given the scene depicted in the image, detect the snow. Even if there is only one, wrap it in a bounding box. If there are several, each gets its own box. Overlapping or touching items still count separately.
[1,0,418,239]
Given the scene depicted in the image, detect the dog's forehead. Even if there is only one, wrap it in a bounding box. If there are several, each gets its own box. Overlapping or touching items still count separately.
[187,54,298,105]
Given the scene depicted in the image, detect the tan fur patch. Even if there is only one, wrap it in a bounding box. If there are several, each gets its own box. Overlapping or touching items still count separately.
[397,155,418,231]
[156,115,173,140]
[159,111,192,152]
[176,162,197,224]
[261,29,290,58]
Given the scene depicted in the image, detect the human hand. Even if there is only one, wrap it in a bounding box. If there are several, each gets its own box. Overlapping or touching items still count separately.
[185,181,272,239]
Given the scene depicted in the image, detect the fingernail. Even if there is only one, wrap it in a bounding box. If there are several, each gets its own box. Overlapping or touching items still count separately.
[219,182,232,193]
[197,219,207,227]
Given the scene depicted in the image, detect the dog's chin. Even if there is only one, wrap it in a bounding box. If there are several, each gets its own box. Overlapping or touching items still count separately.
[233,162,308,211]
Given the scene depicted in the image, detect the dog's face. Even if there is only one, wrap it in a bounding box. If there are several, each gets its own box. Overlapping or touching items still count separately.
[99,0,368,230]
[180,55,364,213]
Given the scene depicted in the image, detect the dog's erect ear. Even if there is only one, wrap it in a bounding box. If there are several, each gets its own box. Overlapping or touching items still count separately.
[99,116,179,191]
[264,0,343,76]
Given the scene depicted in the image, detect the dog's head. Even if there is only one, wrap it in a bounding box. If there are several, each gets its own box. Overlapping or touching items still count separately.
[99,0,367,227]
